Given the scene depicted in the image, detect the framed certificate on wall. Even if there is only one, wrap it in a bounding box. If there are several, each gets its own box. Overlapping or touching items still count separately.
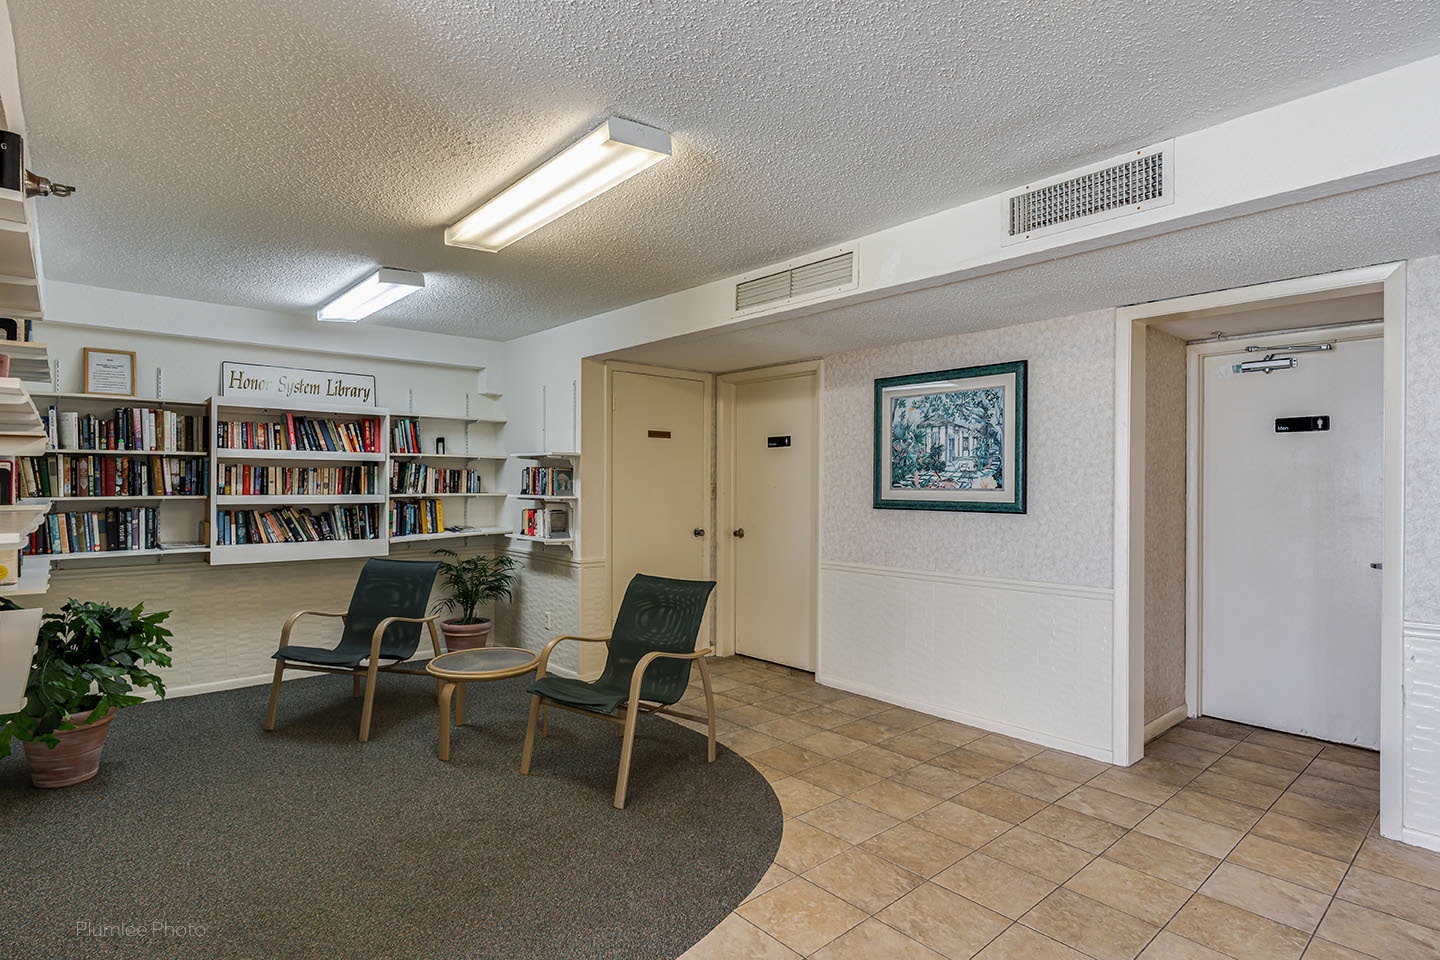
[84,347,137,396]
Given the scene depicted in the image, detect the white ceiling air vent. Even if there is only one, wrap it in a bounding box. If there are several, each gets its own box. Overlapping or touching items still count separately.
[1003,141,1174,245]
[734,250,857,315]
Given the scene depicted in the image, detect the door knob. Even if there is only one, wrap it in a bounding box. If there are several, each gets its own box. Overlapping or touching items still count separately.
[733,528,745,538]
[693,528,706,538]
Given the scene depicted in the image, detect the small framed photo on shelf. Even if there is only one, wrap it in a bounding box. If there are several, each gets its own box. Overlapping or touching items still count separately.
[873,359,1027,513]
[83,347,137,396]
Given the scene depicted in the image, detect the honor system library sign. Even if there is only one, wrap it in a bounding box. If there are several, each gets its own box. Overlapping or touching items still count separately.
[220,362,376,407]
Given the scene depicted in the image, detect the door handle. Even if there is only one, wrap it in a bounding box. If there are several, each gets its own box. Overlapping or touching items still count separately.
[693,528,706,538]
[732,528,745,538]
[1370,562,1383,570]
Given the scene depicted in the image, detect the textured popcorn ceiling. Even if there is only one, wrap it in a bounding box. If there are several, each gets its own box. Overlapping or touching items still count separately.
[9,1,1440,341]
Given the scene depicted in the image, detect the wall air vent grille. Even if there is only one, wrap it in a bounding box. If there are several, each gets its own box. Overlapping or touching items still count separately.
[734,251,856,314]
[1004,142,1173,245]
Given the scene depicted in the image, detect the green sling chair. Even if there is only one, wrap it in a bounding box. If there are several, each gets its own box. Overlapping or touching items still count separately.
[264,558,442,742]
[520,573,718,808]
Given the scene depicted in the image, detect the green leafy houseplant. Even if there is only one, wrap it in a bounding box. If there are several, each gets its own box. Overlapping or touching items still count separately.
[0,598,173,758]
[432,550,520,625]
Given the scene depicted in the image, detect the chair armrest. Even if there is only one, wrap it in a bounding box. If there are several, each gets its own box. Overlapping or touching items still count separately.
[535,634,612,679]
[368,614,442,660]
[278,609,349,649]
[627,647,715,704]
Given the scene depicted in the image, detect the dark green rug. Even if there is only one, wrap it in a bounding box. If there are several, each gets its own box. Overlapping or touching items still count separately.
[0,674,781,960]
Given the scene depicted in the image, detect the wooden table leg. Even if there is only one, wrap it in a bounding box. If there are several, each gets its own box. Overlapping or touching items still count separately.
[438,680,455,761]
[456,680,467,726]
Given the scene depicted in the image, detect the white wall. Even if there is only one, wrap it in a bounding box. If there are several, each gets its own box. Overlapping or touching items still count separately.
[1402,254,1440,843]
[817,310,1118,761]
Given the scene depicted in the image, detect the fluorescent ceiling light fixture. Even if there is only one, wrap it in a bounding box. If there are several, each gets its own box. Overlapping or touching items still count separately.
[445,117,672,252]
[317,267,425,322]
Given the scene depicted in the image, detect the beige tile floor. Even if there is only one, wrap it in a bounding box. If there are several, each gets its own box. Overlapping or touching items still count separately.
[671,656,1440,960]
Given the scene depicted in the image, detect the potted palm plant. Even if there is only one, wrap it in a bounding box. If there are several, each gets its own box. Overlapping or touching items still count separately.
[0,598,173,788]
[433,549,519,650]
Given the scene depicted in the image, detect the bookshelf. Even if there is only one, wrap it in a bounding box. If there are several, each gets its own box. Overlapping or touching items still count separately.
[0,347,52,594]
[207,397,389,565]
[20,394,210,559]
[507,452,577,547]
[387,411,509,543]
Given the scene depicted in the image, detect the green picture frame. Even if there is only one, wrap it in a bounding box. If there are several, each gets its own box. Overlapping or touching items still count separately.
[873,360,1027,513]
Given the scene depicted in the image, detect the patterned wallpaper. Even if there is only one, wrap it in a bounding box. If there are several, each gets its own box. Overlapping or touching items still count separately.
[821,309,1117,589]
[1144,327,1188,724]
[1405,254,1440,624]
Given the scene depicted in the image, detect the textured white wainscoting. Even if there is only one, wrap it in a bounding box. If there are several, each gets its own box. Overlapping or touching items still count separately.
[820,562,1115,762]
[1404,621,1440,851]
[493,552,586,677]
[43,556,386,699]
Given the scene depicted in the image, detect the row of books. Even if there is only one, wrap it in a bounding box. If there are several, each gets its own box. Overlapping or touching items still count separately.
[391,417,425,454]
[214,504,381,545]
[389,460,483,495]
[520,506,569,539]
[18,454,209,498]
[216,415,383,453]
[45,407,207,453]
[215,464,379,497]
[26,507,161,555]
[519,465,574,497]
[389,498,445,537]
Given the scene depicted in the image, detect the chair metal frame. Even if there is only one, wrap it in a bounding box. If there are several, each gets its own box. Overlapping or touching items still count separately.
[519,632,718,809]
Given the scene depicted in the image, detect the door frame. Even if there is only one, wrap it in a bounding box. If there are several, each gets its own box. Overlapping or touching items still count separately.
[1114,262,1405,841]
[604,360,716,627]
[716,361,821,661]
[1187,323,1383,738]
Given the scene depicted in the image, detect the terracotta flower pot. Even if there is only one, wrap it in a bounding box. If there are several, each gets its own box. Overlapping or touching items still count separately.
[441,618,493,651]
[23,706,113,788]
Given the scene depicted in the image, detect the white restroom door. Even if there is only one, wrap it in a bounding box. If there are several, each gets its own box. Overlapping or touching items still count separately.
[729,369,818,671]
[1200,335,1382,746]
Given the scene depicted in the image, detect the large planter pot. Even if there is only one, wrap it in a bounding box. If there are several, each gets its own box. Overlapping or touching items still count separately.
[0,607,43,714]
[22,706,113,788]
[441,618,493,651]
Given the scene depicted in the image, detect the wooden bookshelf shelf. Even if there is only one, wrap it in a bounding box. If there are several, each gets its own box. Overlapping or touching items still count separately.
[44,545,209,561]
[215,449,386,463]
[389,526,510,545]
[506,534,575,546]
[214,494,385,507]
[47,495,206,503]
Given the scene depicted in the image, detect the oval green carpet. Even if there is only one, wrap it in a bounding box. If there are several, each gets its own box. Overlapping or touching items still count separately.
[0,673,782,960]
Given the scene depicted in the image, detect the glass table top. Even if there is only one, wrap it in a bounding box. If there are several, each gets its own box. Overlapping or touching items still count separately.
[427,646,539,679]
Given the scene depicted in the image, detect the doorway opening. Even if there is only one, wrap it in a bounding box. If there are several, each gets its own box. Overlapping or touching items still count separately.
[1115,263,1406,839]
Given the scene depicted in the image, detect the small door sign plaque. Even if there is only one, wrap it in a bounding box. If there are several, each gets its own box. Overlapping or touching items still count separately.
[1275,416,1330,433]
[648,430,672,439]
[767,436,791,448]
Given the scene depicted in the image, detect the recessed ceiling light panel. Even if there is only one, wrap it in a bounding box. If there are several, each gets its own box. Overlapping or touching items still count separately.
[445,117,672,253]
[317,267,425,322]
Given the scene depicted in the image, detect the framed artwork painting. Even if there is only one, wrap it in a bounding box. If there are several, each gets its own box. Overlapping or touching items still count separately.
[873,360,1027,513]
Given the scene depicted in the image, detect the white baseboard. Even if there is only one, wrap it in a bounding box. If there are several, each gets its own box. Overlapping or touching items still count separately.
[1144,704,1188,742]
[816,672,1113,765]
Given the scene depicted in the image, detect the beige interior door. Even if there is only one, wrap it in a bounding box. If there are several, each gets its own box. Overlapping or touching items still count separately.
[730,370,817,671]
[609,368,710,617]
